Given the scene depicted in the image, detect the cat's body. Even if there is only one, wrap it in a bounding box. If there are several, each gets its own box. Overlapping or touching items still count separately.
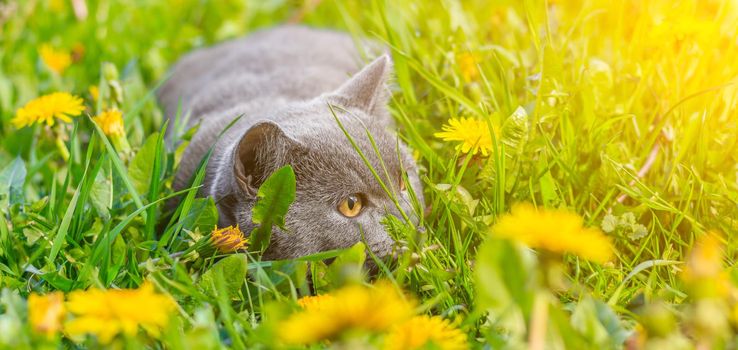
[158,26,423,260]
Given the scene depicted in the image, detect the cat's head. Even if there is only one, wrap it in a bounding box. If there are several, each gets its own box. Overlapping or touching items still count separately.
[224,55,424,260]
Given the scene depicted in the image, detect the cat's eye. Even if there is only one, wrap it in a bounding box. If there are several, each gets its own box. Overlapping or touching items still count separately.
[338,194,363,217]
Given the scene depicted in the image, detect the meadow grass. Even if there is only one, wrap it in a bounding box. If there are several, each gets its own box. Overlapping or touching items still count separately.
[1,0,738,349]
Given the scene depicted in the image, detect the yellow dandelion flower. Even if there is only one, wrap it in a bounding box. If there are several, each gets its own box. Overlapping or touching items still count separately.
[49,0,66,12]
[434,117,493,156]
[492,203,614,264]
[280,282,414,345]
[90,107,131,152]
[210,225,248,253]
[92,109,125,137]
[296,294,336,310]
[64,282,176,344]
[28,292,66,337]
[683,233,723,279]
[39,44,71,74]
[88,85,99,102]
[457,52,480,82]
[682,232,730,299]
[11,92,85,128]
[384,315,468,350]
[71,43,85,62]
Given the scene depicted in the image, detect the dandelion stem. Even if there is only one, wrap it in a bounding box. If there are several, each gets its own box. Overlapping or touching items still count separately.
[54,136,70,162]
[528,292,548,350]
[137,251,185,268]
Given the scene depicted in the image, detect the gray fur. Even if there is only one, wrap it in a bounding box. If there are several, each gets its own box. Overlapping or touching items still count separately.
[158,25,423,260]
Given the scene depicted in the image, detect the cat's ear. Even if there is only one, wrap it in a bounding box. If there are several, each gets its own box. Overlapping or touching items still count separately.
[233,121,298,196]
[329,54,392,114]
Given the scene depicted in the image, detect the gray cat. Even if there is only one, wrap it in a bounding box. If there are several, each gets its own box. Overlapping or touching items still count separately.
[158,25,423,260]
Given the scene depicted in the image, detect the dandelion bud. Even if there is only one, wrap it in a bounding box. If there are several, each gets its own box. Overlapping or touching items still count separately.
[209,225,248,253]
[92,108,130,153]
[410,252,421,265]
[109,80,124,105]
[102,62,119,81]
[88,85,99,103]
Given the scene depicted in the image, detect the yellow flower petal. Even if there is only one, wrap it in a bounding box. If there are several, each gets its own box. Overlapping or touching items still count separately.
[297,294,336,311]
[39,44,71,74]
[434,117,494,156]
[280,282,414,345]
[12,92,85,128]
[682,232,730,298]
[457,52,480,82]
[384,315,468,350]
[92,108,125,137]
[89,85,100,102]
[491,203,614,263]
[64,282,176,344]
[209,225,248,253]
[28,292,66,337]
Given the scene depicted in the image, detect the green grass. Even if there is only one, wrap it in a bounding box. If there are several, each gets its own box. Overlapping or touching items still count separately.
[2,0,738,348]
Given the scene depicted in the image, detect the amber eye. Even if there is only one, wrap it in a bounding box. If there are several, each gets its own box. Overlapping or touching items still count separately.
[338,194,363,217]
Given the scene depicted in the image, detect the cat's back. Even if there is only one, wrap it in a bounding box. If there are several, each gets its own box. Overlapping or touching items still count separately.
[158,25,366,120]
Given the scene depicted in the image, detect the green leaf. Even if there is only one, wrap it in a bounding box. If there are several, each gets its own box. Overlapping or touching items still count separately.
[49,180,83,262]
[90,161,113,220]
[538,163,559,206]
[601,214,618,233]
[0,214,10,260]
[501,106,530,193]
[501,106,530,160]
[181,307,222,349]
[257,260,310,296]
[90,115,145,214]
[250,165,296,254]
[128,132,160,195]
[144,125,168,241]
[326,242,366,287]
[40,272,75,292]
[0,289,32,346]
[0,157,26,207]
[198,253,248,298]
[571,297,629,349]
[475,238,537,340]
[179,198,219,234]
